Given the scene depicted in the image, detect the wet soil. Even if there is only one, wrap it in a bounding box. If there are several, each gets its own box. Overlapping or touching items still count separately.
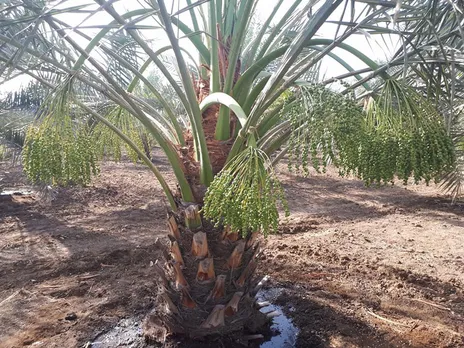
[1,149,463,348]
[89,287,298,348]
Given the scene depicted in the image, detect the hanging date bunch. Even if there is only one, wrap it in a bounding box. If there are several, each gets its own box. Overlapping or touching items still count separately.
[357,80,455,185]
[92,106,149,163]
[285,81,455,186]
[285,84,364,175]
[203,144,289,236]
[22,82,99,186]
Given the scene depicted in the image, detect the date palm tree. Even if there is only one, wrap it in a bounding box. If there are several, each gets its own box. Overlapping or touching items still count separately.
[0,0,460,343]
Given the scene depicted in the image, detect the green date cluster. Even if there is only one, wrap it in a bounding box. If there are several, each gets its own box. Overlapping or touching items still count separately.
[203,146,289,236]
[93,107,148,164]
[286,82,455,186]
[286,84,362,176]
[353,123,455,185]
[22,114,99,186]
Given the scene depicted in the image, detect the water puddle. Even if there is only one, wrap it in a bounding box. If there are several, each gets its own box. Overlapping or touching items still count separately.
[90,317,145,348]
[0,187,35,196]
[89,288,299,347]
[257,287,299,348]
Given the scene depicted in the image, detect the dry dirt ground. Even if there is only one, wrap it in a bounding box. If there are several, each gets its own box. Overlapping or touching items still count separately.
[1,151,463,348]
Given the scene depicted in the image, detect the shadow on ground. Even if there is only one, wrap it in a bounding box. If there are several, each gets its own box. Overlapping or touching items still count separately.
[280,172,463,228]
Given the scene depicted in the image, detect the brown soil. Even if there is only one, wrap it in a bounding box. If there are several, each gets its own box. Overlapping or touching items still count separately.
[1,150,463,348]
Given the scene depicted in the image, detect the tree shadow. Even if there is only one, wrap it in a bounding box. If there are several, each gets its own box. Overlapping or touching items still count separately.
[272,286,410,348]
[262,253,464,348]
[0,195,167,346]
[0,194,169,284]
[280,172,463,228]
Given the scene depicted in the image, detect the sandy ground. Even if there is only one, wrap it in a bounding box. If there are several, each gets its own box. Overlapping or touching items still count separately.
[0,151,463,348]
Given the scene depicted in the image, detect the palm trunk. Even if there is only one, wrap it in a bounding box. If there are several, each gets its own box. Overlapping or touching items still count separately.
[143,69,269,341]
[143,204,268,341]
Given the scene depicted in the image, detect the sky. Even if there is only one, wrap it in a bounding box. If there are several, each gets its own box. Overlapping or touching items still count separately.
[1,0,399,93]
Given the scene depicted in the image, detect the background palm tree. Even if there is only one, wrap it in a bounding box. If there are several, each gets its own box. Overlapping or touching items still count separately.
[0,80,47,162]
[0,0,461,342]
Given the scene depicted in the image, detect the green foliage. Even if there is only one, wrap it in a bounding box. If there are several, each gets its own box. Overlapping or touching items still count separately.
[2,81,47,110]
[22,114,99,186]
[0,145,9,161]
[0,81,49,163]
[203,145,289,236]
[0,111,30,152]
[286,83,455,185]
[0,108,37,144]
[2,127,26,147]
